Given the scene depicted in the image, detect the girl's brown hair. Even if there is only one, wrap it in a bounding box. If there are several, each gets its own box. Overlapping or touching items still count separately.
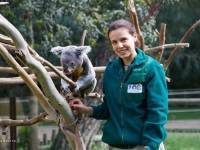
[107,19,136,37]
[107,19,140,47]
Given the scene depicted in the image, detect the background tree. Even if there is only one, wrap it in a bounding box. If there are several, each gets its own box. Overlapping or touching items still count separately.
[156,0,200,88]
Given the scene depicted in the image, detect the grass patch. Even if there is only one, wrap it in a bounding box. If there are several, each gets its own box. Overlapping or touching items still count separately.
[92,132,200,150]
[166,132,200,150]
[168,111,200,120]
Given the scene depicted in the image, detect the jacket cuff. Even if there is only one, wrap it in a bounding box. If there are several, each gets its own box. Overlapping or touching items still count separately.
[144,142,159,150]
[89,105,97,118]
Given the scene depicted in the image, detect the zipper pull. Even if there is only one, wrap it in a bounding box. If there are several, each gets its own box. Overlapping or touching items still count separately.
[120,83,122,88]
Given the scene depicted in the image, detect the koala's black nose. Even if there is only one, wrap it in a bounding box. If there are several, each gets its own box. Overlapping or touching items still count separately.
[63,68,69,73]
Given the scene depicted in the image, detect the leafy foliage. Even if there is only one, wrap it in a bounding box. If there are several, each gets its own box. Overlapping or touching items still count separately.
[0,0,199,90]
[157,0,200,88]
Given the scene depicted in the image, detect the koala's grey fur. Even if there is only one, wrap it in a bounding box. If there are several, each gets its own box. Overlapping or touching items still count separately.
[51,45,96,97]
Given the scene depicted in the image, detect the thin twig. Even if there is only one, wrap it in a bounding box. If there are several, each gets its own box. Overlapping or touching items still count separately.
[0,112,48,126]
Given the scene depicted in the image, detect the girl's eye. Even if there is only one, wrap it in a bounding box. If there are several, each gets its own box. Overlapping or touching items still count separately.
[121,38,127,42]
[112,41,117,45]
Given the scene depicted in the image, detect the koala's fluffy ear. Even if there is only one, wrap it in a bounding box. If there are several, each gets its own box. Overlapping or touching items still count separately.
[75,46,91,56]
[50,46,63,57]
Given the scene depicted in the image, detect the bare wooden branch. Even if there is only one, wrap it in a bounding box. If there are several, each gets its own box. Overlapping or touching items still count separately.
[80,30,87,46]
[87,93,103,102]
[0,66,105,75]
[0,42,17,53]
[0,72,57,84]
[0,66,62,74]
[0,14,86,149]
[128,0,145,50]
[0,14,75,128]
[0,2,9,5]
[0,43,57,119]
[0,34,14,45]
[0,32,77,87]
[144,43,189,53]
[0,112,48,126]
[164,19,200,70]
[157,23,166,61]
[93,66,105,74]
[0,66,106,84]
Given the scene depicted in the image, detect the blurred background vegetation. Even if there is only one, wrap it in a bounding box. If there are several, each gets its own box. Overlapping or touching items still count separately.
[0,0,199,92]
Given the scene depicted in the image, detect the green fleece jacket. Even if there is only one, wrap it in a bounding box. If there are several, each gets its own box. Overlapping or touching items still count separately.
[91,48,168,150]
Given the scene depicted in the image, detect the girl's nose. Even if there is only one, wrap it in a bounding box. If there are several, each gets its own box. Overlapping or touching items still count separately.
[116,42,123,48]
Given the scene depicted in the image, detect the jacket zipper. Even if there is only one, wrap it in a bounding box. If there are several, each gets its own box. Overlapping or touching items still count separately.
[120,82,124,145]
[120,67,132,145]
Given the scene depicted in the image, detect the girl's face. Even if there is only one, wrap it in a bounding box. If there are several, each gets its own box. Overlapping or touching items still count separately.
[109,27,137,63]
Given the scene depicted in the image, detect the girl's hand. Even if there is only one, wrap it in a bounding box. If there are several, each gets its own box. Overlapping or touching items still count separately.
[69,98,93,115]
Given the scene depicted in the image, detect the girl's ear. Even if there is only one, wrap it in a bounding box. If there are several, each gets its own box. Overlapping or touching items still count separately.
[134,34,141,48]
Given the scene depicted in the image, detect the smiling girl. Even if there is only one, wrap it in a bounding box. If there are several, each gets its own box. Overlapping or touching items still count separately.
[70,19,168,150]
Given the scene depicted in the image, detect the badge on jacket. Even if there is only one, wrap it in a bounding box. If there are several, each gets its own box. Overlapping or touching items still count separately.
[127,84,142,93]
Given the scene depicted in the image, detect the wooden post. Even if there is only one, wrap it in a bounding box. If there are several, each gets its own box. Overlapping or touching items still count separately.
[9,96,16,150]
[29,97,39,150]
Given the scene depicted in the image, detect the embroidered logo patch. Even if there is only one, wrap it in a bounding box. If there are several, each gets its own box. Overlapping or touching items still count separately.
[127,84,142,93]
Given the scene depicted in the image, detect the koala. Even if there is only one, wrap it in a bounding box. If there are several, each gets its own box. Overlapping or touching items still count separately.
[51,45,96,98]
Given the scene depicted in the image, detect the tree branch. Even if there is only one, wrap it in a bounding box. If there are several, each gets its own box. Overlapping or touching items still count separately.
[0,2,9,5]
[128,0,145,49]
[0,33,77,87]
[157,23,166,61]
[0,14,87,149]
[0,43,57,120]
[0,34,14,45]
[0,14,75,128]
[0,66,62,74]
[164,19,200,70]
[80,30,87,46]
[144,43,189,53]
[0,66,105,75]
[0,112,48,127]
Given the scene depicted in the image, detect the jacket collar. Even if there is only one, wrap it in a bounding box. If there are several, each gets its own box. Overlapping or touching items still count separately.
[115,48,147,68]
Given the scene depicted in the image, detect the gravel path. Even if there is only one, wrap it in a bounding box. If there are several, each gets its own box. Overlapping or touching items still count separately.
[166,120,200,130]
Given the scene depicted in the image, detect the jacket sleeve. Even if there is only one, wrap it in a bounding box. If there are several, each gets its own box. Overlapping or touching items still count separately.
[90,66,110,120]
[141,62,168,150]
[90,95,110,120]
